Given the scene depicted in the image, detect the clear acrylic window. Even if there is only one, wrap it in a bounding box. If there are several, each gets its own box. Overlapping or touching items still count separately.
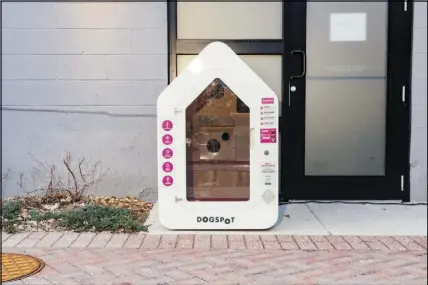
[186,78,250,202]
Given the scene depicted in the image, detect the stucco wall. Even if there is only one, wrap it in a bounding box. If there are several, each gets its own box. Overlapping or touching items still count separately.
[2,2,427,202]
[1,2,167,201]
[410,1,428,201]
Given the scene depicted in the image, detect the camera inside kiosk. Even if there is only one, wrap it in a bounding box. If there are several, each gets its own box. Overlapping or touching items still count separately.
[186,78,250,202]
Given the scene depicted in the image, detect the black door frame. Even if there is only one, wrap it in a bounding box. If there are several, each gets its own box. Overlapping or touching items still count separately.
[167,1,413,202]
[167,1,284,82]
[281,1,413,201]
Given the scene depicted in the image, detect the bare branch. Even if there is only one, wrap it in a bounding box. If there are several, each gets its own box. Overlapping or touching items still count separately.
[14,154,106,203]
[2,168,11,192]
[17,172,38,195]
[78,158,86,184]
[63,159,79,194]
[2,169,11,181]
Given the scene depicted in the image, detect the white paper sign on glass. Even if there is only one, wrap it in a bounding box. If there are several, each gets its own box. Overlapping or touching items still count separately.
[330,13,367,42]
[157,42,279,230]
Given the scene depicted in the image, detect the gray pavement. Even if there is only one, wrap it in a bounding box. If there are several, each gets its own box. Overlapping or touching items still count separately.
[147,202,427,236]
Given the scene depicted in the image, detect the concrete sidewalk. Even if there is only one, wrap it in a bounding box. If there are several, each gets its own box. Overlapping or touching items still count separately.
[147,203,428,236]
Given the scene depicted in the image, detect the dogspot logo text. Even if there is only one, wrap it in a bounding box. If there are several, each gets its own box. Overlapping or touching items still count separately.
[196,216,235,224]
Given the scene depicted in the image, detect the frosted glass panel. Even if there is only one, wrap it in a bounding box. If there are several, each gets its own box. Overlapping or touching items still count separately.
[306,2,388,78]
[305,2,388,176]
[177,55,282,107]
[177,2,282,40]
[305,80,386,176]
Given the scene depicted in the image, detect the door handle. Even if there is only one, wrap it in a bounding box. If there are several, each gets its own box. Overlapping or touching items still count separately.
[290,49,306,79]
[288,49,306,107]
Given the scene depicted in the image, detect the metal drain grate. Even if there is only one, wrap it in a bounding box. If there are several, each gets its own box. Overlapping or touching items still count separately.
[1,253,45,282]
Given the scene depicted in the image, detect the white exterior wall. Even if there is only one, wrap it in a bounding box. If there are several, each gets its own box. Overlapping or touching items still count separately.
[410,1,428,201]
[1,2,167,201]
[1,2,427,201]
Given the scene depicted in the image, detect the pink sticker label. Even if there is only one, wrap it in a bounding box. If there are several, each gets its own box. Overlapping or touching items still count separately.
[262,98,275,104]
[162,148,173,159]
[162,175,173,186]
[162,120,173,131]
[162,134,173,145]
[162,162,173,173]
[260,128,277,143]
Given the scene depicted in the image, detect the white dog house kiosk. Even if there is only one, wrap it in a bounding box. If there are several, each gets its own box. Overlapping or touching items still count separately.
[157,42,279,230]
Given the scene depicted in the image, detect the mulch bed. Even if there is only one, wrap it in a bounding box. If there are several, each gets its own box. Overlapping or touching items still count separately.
[1,194,153,232]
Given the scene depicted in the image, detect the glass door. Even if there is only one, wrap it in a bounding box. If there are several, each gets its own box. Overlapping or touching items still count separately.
[281,2,411,200]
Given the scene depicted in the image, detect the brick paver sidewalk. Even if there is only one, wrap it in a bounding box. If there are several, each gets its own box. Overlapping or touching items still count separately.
[2,233,427,285]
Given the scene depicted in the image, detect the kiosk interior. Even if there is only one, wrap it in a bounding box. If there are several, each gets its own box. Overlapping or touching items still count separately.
[157,42,279,230]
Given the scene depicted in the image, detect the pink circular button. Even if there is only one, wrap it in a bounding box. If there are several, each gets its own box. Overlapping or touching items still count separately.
[162,120,173,131]
[162,134,173,145]
[162,176,173,186]
[162,148,173,159]
[162,162,173,173]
